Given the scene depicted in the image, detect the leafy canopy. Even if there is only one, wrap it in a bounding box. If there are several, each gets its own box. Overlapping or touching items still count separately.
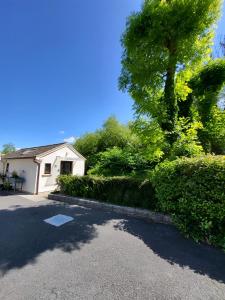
[120,0,222,146]
[1,143,16,154]
[177,58,225,154]
[74,116,137,156]
[74,116,150,175]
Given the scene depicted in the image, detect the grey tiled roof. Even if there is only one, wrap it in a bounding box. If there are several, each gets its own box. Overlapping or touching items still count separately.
[3,143,66,159]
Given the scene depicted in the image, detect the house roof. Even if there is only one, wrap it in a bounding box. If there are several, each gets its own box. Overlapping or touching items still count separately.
[3,143,67,159]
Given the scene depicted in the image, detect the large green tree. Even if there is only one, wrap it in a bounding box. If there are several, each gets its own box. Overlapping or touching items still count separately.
[119,0,222,148]
[1,143,16,154]
[74,116,144,173]
[74,116,136,157]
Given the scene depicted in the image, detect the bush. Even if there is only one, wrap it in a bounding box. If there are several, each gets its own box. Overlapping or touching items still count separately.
[151,155,225,248]
[2,181,12,191]
[12,171,19,178]
[57,175,156,210]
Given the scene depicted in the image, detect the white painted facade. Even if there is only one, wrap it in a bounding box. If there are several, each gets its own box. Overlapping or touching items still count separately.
[1,144,85,194]
[5,158,38,194]
[37,145,85,193]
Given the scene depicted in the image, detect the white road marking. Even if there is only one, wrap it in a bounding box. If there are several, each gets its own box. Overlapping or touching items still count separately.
[44,214,74,227]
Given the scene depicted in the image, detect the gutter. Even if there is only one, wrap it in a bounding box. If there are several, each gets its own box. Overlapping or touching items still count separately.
[33,158,41,195]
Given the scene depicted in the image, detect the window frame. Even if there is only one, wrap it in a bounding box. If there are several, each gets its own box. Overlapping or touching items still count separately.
[44,163,51,175]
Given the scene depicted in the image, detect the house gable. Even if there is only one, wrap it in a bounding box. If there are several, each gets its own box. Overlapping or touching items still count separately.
[37,144,85,193]
[37,143,85,160]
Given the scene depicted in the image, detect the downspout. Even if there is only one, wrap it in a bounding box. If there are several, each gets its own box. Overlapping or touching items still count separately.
[33,158,41,195]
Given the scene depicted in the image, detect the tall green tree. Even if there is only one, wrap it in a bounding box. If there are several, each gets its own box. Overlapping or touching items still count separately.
[119,0,222,148]
[97,116,133,151]
[1,143,16,154]
[74,116,142,173]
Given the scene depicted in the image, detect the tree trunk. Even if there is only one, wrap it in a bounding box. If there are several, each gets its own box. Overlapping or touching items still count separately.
[161,49,178,146]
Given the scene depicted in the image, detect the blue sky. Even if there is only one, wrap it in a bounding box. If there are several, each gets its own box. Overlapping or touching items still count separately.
[0,0,224,150]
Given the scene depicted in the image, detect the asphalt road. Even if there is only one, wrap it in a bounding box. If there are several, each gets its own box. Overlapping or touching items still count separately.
[0,194,225,300]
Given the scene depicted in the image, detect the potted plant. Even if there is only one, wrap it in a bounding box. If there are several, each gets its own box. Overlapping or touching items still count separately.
[11,171,19,179]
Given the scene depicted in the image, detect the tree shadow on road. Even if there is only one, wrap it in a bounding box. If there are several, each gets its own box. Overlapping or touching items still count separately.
[0,202,116,276]
[114,219,225,284]
[1,200,225,285]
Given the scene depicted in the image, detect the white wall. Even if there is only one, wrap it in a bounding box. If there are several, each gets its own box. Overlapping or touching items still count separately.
[0,159,4,173]
[5,159,38,194]
[37,145,85,193]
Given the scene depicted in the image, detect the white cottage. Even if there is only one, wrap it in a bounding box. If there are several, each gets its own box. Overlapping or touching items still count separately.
[1,143,85,194]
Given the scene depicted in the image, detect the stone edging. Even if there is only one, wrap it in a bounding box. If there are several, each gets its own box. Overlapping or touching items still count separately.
[48,193,172,225]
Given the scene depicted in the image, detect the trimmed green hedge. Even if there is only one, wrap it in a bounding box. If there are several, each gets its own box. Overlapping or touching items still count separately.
[57,175,156,210]
[152,155,225,248]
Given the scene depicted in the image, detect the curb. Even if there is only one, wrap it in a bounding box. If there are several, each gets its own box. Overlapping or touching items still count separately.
[48,193,172,225]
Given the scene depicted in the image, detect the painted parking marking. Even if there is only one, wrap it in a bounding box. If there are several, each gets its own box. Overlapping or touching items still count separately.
[44,214,74,227]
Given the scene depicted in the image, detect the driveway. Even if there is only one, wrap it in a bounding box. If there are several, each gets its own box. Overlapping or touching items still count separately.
[0,194,225,300]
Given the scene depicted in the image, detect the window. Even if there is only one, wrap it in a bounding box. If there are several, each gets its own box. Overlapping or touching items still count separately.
[60,161,73,175]
[44,163,51,175]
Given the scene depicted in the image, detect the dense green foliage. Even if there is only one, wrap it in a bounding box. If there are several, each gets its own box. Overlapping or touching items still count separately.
[120,0,222,147]
[57,175,156,210]
[190,59,225,124]
[176,59,225,155]
[75,117,133,157]
[1,143,16,154]
[129,58,225,159]
[188,60,225,153]
[152,155,225,248]
[203,107,225,154]
[88,146,150,177]
[74,116,151,175]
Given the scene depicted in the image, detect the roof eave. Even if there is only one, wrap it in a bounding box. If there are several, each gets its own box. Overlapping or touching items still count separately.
[2,156,35,160]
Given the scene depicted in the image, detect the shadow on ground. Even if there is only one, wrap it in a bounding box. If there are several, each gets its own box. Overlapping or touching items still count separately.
[0,191,32,196]
[114,219,225,283]
[0,202,113,276]
[0,199,225,284]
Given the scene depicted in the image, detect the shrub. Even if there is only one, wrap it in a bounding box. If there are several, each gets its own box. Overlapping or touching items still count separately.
[12,171,19,178]
[57,175,156,210]
[151,155,225,248]
[2,181,12,191]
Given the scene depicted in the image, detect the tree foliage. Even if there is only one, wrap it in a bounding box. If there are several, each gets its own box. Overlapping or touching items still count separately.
[202,106,225,154]
[179,59,225,123]
[74,116,150,175]
[177,58,225,153]
[88,146,149,177]
[74,132,101,168]
[120,0,222,148]
[97,116,134,151]
[1,143,16,154]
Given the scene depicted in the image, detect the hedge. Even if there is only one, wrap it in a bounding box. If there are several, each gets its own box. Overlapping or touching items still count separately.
[151,155,225,249]
[57,175,156,210]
